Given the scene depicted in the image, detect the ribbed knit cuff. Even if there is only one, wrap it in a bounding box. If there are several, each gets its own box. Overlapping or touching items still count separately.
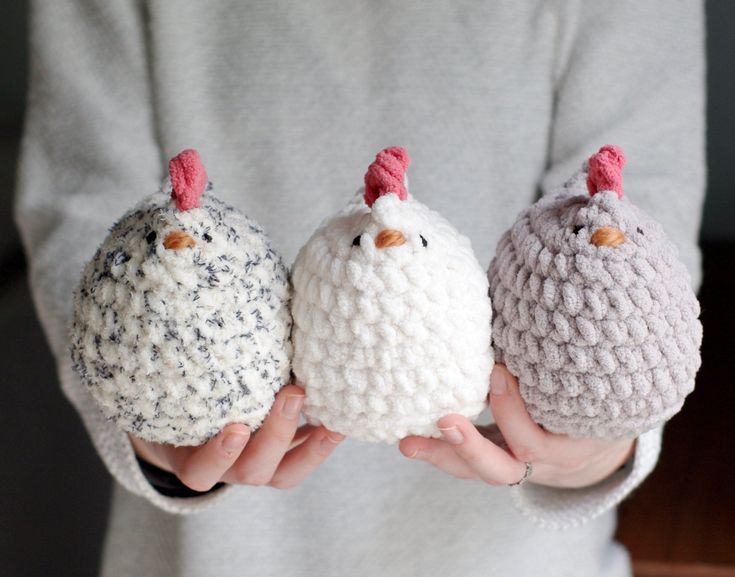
[58,357,235,514]
[509,426,662,529]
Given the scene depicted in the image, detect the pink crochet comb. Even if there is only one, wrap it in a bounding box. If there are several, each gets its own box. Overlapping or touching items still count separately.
[587,145,625,199]
[169,149,208,211]
[363,146,411,208]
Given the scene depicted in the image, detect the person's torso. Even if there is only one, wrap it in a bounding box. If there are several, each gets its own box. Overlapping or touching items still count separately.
[102,2,631,576]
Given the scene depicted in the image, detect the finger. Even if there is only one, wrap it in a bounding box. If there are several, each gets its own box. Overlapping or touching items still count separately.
[289,424,318,450]
[227,384,305,485]
[399,435,479,480]
[172,424,251,491]
[488,364,549,463]
[286,381,315,449]
[436,415,528,485]
[268,427,345,490]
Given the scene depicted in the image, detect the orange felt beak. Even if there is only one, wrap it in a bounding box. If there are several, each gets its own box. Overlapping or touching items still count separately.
[163,230,196,250]
[590,227,625,247]
[374,229,406,249]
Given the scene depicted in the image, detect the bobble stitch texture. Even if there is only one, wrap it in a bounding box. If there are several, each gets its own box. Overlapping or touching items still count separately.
[71,153,292,446]
[292,148,493,443]
[489,147,702,439]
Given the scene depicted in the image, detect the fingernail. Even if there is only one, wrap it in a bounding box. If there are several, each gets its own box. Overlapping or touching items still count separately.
[282,394,305,420]
[406,447,419,458]
[491,371,508,396]
[222,431,248,454]
[439,426,464,445]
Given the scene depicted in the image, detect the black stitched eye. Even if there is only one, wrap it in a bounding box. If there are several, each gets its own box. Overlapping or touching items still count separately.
[352,235,361,246]
[420,235,428,247]
[203,232,212,243]
[572,225,584,235]
[636,227,644,235]
[146,230,157,244]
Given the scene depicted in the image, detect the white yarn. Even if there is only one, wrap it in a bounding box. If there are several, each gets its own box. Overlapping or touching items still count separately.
[292,191,493,443]
[71,188,292,446]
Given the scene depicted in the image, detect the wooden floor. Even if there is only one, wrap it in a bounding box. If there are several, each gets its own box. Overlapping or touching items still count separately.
[616,244,735,576]
[632,561,735,577]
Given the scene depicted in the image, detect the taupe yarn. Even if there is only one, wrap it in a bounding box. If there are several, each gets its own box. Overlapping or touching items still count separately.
[488,149,702,439]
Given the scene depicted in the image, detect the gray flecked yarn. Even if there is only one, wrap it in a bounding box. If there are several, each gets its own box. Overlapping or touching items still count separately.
[70,184,292,446]
[488,166,702,440]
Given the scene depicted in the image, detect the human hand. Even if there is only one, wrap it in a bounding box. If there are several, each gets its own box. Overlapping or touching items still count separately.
[129,383,344,491]
[399,365,635,488]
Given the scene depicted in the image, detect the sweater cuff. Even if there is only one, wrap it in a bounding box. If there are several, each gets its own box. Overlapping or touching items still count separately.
[509,426,662,529]
[57,357,236,514]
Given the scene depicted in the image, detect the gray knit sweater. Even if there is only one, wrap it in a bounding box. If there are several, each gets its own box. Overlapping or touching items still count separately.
[15,1,705,576]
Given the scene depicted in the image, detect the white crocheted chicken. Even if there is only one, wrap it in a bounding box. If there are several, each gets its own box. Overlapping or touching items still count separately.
[71,149,291,446]
[292,147,493,443]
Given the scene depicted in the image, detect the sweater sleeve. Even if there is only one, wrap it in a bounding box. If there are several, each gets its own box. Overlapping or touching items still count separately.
[15,0,233,514]
[512,0,706,529]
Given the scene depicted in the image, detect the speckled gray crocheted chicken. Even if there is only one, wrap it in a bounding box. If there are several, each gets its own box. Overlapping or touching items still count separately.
[70,149,292,446]
[489,145,702,439]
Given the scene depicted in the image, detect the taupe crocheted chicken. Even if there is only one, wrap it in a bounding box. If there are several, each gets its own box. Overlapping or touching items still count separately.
[489,145,702,439]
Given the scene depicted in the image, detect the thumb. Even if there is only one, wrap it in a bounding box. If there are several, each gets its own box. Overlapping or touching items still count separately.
[171,424,251,491]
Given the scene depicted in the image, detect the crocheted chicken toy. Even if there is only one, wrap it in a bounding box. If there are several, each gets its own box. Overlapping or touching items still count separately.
[71,149,292,446]
[489,145,702,440]
[292,147,493,443]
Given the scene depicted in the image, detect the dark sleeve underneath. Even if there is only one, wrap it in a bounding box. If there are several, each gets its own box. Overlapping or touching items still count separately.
[136,457,225,498]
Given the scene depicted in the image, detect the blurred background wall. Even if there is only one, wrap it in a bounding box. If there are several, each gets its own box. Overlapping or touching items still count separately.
[1,2,732,576]
[703,1,735,242]
[0,6,111,577]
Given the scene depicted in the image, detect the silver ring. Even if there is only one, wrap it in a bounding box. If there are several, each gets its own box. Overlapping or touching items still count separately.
[508,462,533,487]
